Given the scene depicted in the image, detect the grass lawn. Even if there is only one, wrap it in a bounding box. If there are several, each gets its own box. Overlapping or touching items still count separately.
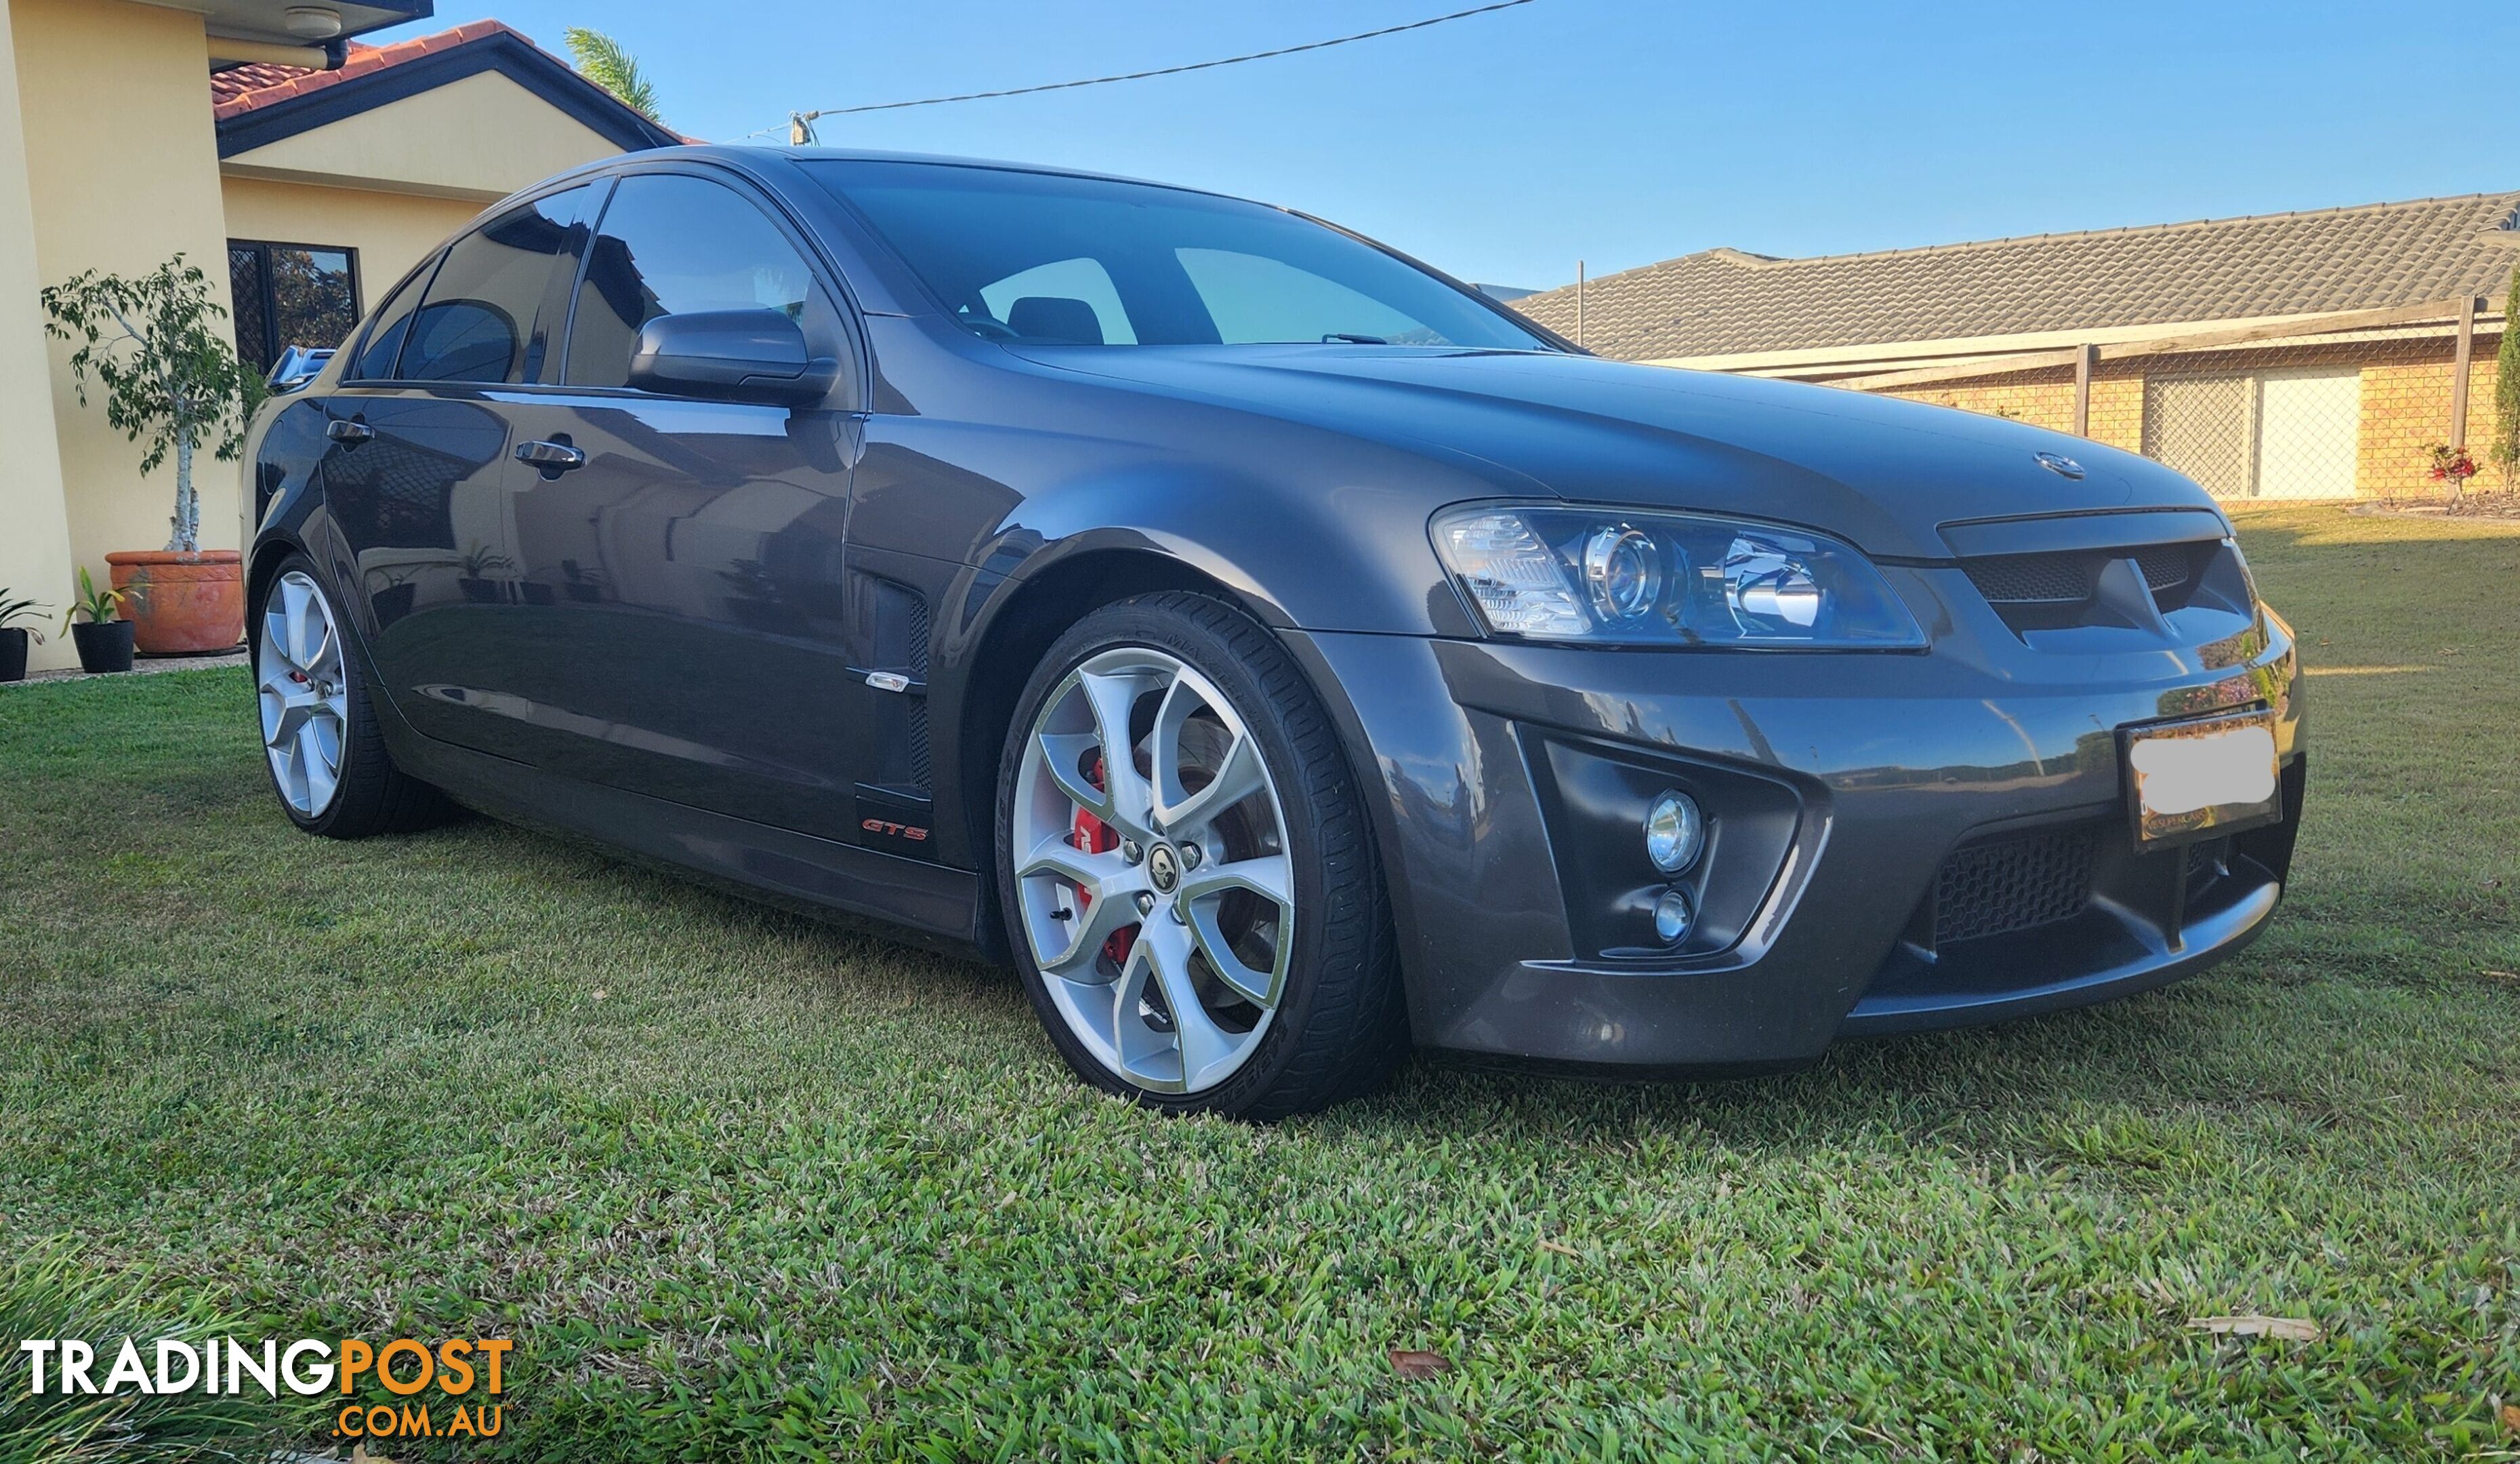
[2,504,2515,1461]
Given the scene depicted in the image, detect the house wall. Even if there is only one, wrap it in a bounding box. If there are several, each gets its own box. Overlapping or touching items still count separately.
[12,0,240,632]
[1890,372,2077,434]
[0,0,75,668]
[1881,334,2506,501]
[220,68,625,202]
[2357,338,2503,498]
[2086,375,2145,455]
[221,175,482,310]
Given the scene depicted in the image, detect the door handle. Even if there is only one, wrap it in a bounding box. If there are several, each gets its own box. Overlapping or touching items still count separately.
[513,439,587,474]
[326,419,374,445]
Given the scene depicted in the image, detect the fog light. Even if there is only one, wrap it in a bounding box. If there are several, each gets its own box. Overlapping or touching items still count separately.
[1653,888,1694,944]
[1643,790,1703,873]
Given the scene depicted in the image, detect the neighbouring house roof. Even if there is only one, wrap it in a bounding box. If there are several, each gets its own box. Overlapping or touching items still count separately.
[1512,192,2520,363]
[211,20,684,158]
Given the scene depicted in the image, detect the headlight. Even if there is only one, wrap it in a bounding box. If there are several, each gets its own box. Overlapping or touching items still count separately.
[1432,504,1927,648]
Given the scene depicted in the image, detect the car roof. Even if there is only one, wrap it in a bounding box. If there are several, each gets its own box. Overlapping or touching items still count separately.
[545,144,1260,209]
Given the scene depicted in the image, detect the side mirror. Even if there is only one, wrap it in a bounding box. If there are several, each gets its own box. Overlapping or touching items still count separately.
[266,344,335,394]
[626,309,840,407]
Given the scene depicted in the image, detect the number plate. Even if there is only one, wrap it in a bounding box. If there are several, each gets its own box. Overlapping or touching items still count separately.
[2121,708,2282,847]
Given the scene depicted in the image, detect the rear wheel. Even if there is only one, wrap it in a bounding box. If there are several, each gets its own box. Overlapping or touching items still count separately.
[997,592,1403,1118]
[252,555,449,838]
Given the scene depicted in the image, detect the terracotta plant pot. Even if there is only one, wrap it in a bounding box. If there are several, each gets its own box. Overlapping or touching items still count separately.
[70,619,136,674]
[0,626,27,682]
[106,550,243,655]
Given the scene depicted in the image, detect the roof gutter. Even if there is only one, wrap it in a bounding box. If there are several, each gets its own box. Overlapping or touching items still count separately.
[207,35,347,71]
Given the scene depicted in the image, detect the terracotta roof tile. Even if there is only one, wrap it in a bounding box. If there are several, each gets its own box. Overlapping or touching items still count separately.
[211,20,525,120]
[1511,192,2520,361]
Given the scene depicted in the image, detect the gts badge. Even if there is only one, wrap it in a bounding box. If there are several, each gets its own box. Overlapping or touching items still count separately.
[854,787,936,853]
[861,817,930,843]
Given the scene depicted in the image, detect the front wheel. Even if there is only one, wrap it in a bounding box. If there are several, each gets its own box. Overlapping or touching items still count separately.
[996,592,1404,1119]
[252,554,449,838]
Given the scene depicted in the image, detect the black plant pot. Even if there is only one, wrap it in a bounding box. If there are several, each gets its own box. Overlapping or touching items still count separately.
[70,619,136,674]
[0,627,28,682]
[370,582,417,627]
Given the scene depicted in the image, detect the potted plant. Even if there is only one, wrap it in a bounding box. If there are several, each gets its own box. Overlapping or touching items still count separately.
[457,543,515,604]
[719,557,796,632]
[62,566,136,674]
[560,559,606,604]
[364,565,424,627]
[0,592,46,683]
[41,256,264,655]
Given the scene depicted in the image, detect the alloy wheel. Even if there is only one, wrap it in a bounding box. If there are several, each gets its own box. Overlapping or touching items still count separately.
[257,569,350,817]
[1012,647,1295,1094]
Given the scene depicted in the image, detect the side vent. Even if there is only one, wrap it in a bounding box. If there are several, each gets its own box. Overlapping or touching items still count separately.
[854,573,934,793]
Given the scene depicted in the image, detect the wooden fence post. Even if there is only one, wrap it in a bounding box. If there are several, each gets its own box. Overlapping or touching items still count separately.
[2072,343,2095,436]
[2449,296,2476,449]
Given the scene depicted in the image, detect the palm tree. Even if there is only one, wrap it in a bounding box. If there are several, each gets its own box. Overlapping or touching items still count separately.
[564,26,663,125]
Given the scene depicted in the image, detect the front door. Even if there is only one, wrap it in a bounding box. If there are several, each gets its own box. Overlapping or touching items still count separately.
[497,169,869,838]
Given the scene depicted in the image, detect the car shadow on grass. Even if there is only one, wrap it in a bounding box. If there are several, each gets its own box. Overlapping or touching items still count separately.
[448,798,2357,1157]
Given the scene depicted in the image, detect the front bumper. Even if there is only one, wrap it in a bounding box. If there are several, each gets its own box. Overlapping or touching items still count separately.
[1287,569,2304,1072]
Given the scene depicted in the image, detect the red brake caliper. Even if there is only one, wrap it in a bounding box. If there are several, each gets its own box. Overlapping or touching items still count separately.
[1070,753,1137,965]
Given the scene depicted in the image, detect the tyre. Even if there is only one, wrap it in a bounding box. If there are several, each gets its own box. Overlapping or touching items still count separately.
[252,554,451,838]
[997,592,1405,1119]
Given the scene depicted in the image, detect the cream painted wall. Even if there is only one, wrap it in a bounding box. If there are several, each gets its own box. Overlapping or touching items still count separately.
[221,68,624,201]
[14,0,241,583]
[221,175,481,310]
[0,0,76,669]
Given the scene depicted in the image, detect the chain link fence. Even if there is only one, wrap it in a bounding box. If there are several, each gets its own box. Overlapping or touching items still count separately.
[1836,306,2509,504]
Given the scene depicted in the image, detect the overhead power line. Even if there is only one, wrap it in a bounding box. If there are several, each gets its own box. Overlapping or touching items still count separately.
[762,0,1539,143]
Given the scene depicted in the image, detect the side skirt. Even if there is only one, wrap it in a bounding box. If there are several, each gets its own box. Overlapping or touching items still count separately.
[358,634,987,960]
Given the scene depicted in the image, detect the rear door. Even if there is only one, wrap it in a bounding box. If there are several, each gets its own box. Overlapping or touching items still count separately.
[493,168,869,837]
[315,184,596,759]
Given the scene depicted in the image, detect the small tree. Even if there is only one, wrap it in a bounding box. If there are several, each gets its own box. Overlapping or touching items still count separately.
[2494,263,2519,489]
[565,27,664,125]
[41,256,262,553]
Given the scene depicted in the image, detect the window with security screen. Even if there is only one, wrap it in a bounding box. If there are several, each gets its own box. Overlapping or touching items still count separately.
[228,241,359,373]
[2144,375,2255,497]
[2141,367,2361,499]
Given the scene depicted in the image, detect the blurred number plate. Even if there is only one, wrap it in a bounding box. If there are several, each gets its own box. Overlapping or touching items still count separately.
[2122,709,2281,847]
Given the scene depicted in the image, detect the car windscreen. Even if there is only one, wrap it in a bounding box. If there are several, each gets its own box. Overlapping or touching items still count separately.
[804,159,1547,351]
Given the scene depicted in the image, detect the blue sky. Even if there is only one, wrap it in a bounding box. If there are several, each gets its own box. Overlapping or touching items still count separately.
[419,0,2519,291]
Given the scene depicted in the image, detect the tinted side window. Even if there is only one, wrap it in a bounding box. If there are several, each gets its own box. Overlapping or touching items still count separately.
[400,186,589,384]
[348,262,434,381]
[564,174,827,390]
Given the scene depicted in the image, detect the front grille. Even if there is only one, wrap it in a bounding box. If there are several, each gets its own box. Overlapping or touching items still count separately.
[1933,825,2101,944]
[1962,553,2094,605]
[2134,544,2192,594]
[2184,835,2232,897]
[1961,540,2216,631]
